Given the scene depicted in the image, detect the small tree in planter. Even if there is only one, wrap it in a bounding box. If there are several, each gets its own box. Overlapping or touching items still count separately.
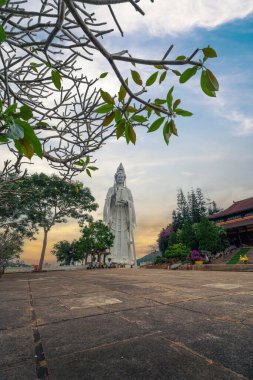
[165,243,189,263]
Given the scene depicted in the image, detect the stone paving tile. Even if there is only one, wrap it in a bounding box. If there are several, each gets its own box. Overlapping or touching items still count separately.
[118,304,253,379]
[0,327,34,368]
[172,293,253,322]
[1,269,253,380]
[46,333,245,380]
[0,300,30,329]
[0,361,36,380]
[40,313,157,359]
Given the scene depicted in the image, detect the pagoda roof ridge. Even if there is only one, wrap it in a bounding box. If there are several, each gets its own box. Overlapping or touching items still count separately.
[209,196,253,219]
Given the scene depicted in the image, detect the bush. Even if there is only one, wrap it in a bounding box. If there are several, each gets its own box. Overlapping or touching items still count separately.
[189,250,204,262]
[154,256,168,264]
[165,243,189,261]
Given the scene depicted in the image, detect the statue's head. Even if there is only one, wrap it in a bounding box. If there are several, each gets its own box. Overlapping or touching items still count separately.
[115,163,126,186]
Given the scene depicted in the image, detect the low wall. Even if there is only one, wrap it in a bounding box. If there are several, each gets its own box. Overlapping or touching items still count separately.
[180,264,253,272]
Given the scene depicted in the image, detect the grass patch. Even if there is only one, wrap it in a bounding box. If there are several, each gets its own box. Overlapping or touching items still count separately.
[227,247,250,264]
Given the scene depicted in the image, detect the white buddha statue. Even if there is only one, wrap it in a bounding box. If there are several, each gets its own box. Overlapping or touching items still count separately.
[103,163,136,265]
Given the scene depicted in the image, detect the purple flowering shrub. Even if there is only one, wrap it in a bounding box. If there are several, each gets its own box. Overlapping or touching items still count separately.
[189,250,204,262]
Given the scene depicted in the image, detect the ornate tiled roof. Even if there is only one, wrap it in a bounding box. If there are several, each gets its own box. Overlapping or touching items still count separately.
[209,196,253,220]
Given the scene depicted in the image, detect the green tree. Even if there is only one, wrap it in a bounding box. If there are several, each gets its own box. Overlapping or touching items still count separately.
[196,187,207,218]
[52,240,77,266]
[180,222,198,250]
[194,217,227,254]
[0,175,36,239]
[172,189,190,230]
[208,201,221,215]
[19,173,98,271]
[79,220,114,264]
[172,187,220,229]
[0,230,23,273]
[165,243,189,261]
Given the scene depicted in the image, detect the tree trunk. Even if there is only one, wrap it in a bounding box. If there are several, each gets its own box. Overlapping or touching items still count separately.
[38,229,48,271]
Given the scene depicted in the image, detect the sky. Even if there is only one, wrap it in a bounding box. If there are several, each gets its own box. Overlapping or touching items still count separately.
[7,0,253,264]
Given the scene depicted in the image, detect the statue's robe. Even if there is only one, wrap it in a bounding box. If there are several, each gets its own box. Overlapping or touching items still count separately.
[103,185,136,264]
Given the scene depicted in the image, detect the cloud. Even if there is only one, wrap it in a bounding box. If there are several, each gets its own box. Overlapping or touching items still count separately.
[181,171,194,177]
[225,111,253,136]
[95,1,253,36]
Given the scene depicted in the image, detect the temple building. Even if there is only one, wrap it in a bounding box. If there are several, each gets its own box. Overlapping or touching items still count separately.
[209,197,253,246]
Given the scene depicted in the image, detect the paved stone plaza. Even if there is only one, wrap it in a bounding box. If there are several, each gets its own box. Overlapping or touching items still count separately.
[0,269,253,380]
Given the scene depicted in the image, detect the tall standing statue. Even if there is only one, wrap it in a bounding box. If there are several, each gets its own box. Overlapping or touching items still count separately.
[103,163,136,265]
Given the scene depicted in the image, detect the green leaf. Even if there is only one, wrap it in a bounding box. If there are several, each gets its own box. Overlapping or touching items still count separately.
[96,104,114,114]
[170,119,178,136]
[154,65,163,69]
[200,70,216,97]
[18,138,34,159]
[131,70,142,86]
[124,123,130,144]
[0,135,8,143]
[159,71,167,84]
[163,121,171,145]
[20,105,33,121]
[126,106,138,113]
[146,72,158,86]
[173,99,181,111]
[203,47,217,58]
[74,160,85,166]
[179,66,198,84]
[166,86,174,110]
[85,155,90,165]
[36,121,48,128]
[51,70,62,90]
[100,90,115,105]
[118,85,127,102]
[176,55,186,61]
[146,107,152,118]
[100,72,108,78]
[5,103,17,115]
[154,98,166,105]
[30,62,38,73]
[114,109,122,123]
[127,124,136,145]
[116,120,125,140]
[172,70,181,76]
[0,25,6,43]
[0,0,7,7]
[102,112,115,126]
[86,168,91,177]
[14,120,42,158]
[45,61,51,68]
[131,115,147,123]
[7,124,24,140]
[148,117,165,133]
[175,108,193,117]
[87,166,98,171]
[206,69,219,91]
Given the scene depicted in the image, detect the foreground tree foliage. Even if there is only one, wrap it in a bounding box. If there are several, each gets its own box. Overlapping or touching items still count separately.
[17,173,98,270]
[0,0,219,178]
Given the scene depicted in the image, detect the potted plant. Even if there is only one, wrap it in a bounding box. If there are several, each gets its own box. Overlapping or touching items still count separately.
[190,250,204,264]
